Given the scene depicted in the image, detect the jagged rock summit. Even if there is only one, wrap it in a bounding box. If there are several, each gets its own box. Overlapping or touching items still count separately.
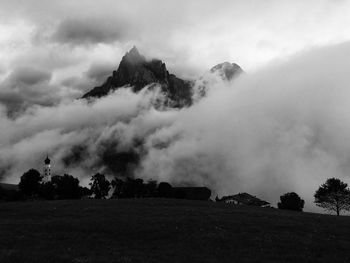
[210,62,243,81]
[82,46,193,107]
[193,61,244,100]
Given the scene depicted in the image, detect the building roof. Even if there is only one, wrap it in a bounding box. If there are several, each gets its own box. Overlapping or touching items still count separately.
[220,192,270,206]
[44,155,51,164]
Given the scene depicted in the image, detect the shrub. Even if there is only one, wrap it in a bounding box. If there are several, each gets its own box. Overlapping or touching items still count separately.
[19,169,42,197]
[278,192,305,211]
[157,182,172,198]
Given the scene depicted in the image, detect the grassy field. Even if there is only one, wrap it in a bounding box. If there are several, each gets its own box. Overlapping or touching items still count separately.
[0,199,349,263]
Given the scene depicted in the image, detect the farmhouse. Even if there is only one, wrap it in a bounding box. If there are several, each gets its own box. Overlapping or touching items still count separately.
[218,192,270,207]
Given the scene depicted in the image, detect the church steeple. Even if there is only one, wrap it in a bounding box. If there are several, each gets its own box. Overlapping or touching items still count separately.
[43,154,51,182]
[44,154,51,165]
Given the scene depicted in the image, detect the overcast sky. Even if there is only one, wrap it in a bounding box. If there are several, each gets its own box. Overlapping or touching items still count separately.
[1,0,350,87]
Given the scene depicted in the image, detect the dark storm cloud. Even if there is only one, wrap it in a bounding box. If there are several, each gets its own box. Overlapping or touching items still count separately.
[0,67,53,109]
[9,67,52,86]
[1,0,350,84]
[52,18,131,45]
[0,67,79,114]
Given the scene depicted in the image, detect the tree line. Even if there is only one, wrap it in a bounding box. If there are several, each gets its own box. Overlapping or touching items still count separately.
[0,169,180,201]
[1,169,350,216]
[273,177,350,216]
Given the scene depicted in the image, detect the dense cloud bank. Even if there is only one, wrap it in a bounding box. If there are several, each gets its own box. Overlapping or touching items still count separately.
[2,43,350,211]
[2,0,350,119]
[2,0,350,104]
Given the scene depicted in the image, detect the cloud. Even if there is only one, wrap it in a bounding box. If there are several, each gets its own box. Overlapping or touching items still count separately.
[85,62,116,84]
[2,0,350,82]
[0,67,53,112]
[52,18,132,45]
[137,42,350,212]
[0,85,172,184]
[58,61,117,95]
[2,1,350,213]
[9,67,51,85]
[2,42,350,214]
[0,66,80,114]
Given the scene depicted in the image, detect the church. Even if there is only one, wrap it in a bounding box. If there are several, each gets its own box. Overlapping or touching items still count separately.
[43,155,51,182]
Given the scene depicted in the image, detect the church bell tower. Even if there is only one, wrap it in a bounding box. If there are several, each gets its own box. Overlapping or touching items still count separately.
[43,155,51,182]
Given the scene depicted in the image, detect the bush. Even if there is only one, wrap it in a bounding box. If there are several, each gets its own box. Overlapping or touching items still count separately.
[278,192,305,211]
[19,169,42,197]
[90,173,111,199]
[112,178,159,199]
[39,182,55,200]
[52,174,81,199]
[144,180,158,197]
[157,182,173,198]
[79,186,92,197]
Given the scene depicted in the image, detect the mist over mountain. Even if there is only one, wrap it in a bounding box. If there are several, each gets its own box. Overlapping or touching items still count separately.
[194,62,243,99]
[82,47,193,108]
[210,62,243,81]
[3,41,350,212]
[82,48,244,109]
[0,46,243,188]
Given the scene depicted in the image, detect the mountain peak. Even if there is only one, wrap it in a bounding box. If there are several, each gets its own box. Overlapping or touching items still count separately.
[210,62,243,81]
[123,46,145,65]
[82,47,193,107]
[129,46,139,55]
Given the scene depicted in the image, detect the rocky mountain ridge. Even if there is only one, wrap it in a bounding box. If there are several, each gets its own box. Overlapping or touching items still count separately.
[82,47,193,107]
[82,47,243,107]
[210,62,243,81]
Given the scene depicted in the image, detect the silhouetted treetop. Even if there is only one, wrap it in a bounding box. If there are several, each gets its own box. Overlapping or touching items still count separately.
[278,192,304,211]
[19,169,42,197]
[314,178,350,216]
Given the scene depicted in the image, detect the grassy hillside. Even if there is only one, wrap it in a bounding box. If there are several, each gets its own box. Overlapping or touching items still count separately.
[0,199,349,263]
[0,183,18,191]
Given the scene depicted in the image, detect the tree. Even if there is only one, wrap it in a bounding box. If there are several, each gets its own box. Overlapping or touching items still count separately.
[314,178,350,216]
[79,186,92,198]
[51,174,81,199]
[278,192,305,211]
[19,169,42,197]
[157,182,172,198]
[0,185,4,200]
[39,181,55,200]
[111,178,125,198]
[120,178,143,198]
[90,173,111,199]
[121,178,137,198]
[144,180,157,197]
[133,178,145,198]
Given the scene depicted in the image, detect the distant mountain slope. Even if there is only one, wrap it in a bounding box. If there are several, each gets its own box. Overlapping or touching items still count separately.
[210,62,243,81]
[194,62,243,99]
[82,47,193,107]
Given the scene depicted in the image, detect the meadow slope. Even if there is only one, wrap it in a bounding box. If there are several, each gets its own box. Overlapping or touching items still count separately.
[0,199,349,263]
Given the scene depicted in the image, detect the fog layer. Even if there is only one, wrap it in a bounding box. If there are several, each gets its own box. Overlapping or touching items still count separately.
[2,42,350,211]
